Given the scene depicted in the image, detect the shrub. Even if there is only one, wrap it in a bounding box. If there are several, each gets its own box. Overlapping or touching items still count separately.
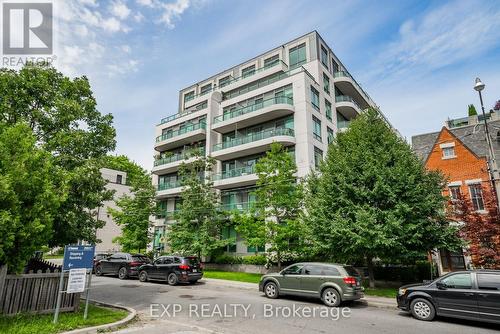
[372,262,436,283]
[242,255,267,265]
[213,254,243,264]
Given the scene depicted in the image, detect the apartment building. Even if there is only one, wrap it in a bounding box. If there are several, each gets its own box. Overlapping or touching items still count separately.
[151,31,387,254]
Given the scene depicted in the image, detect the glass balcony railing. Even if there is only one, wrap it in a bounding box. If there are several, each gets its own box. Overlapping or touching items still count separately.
[156,122,206,143]
[213,127,295,151]
[337,120,351,129]
[333,71,373,104]
[213,165,256,181]
[154,148,205,167]
[335,95,362,110]
[213,96,293,124]
[159,103,208,125]
[223,60,287,87]
[157,180,182,191]
[220,201,255,211]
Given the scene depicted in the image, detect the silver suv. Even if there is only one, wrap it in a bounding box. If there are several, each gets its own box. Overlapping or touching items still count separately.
[259,262,364,307]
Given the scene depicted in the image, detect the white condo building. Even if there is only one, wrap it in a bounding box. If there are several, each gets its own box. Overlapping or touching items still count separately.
[151,31,390,254]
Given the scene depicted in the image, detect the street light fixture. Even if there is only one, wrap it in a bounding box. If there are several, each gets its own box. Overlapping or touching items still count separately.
[473,77,500,208]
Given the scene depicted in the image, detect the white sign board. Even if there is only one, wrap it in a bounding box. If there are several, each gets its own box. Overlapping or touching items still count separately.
[67,268,87,293]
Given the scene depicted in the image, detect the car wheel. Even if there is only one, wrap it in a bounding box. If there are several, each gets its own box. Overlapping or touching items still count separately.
[264,282,279,299]
[95,265,103,276]
[118,267,128,280]
[167,273,178,286]
[139,271,148,282]
[410,298,435,321]
[322,288,341,307]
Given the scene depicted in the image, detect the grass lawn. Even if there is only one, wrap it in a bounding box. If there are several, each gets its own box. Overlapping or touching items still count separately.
[203,270,263,284]
[43,254,63,259]
[204,270,398,298]
[0,302,128,334]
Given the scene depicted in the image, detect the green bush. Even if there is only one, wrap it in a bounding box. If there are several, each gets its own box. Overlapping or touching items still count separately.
[242,255,267,265]
[373,262,436,283]
[213,255,243,264]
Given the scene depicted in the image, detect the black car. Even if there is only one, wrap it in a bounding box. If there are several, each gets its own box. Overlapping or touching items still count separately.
[138,256,203,285]
[95,252,151,279]
[397,269,500,324]
[93,253,111,273]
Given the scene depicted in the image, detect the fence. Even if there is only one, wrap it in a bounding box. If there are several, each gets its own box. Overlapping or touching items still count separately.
[0,265,80,316]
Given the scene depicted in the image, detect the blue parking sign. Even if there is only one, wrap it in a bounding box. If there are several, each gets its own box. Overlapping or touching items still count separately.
[63,245,95,270]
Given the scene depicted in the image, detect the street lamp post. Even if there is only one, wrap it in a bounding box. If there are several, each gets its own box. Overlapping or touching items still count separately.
[474,77,500,208]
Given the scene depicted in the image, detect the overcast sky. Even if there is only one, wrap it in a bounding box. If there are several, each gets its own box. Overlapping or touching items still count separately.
[52,0,500,169]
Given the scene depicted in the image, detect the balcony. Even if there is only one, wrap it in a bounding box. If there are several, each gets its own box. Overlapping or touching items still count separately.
[156,180,183,198]
[152,148,205,175]
[212,96,295,133]
[213,165,258,189]
[333,71,372,109]
[335,95,361,119]
[212,128,295,160]
[337,120,351,132]
[155,122,207,151]
[220,201,255,212]
[220,60,288,93]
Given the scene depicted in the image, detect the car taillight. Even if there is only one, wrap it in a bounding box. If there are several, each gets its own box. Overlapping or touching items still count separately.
[343,277,357,285]
[129,261,141,267]
[179,264,190,270]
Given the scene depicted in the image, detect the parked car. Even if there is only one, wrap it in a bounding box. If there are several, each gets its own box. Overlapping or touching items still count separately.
[95,252,151,279]
[259,262,364,307]
[397,269,500,324]
[138,256,203,285]
[93,253,111,273]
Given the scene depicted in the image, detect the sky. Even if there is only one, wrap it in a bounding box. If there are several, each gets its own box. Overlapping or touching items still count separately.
[48,0,500,170]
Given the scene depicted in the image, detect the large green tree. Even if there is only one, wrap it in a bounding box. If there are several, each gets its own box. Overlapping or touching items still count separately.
[0,123,68,272]
[167,154,226,258]
[304,109,461,287]
[235,143,304,269]
[0,64,116,246]
[107,156,156,252]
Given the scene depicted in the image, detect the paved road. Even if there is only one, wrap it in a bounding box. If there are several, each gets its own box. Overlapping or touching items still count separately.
[89,276,497,334]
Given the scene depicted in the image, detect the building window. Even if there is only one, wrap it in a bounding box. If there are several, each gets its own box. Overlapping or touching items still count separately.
[219,76,231,88]
[221,226,237,252]
[289,43,306,69]
[116,174,123,184]
[184,91,194,103]
[439,250,466,271]
[442,147,456,159]
[327,127,334,144]
[323,73,330,95]
[448,185,461,201]
[325,99,332,121]
[314,146,323,168]
[320,45,328,68]
[241,65,255,78]
[310,86,320,111]
[332,59,339,73]
[264,54,279,68]
[247,244,265,253]
[200,83,212,95]
[469,184,485,211]
[313,116,322,142]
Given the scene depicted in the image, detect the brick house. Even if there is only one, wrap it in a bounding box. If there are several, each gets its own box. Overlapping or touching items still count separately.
[412,112,500,274]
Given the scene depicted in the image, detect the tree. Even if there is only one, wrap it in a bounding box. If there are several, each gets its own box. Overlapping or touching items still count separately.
[304,109,461,287]
[0,64,116,247]
[0,123,68,272]
[468,104,478,116]
[234,143,304,269]
[452,187,500,269]
[107,157,156,253]
[167,154,226,258]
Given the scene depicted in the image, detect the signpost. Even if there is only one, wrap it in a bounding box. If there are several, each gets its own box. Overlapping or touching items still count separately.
[53,245,95,324]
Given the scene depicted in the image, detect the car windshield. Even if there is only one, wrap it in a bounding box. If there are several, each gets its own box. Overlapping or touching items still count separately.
[343,266,361,277]
[132,256,150,263]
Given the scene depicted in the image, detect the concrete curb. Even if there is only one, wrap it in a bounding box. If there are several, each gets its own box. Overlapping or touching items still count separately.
[203,277,398,309]
[61,299,137,334]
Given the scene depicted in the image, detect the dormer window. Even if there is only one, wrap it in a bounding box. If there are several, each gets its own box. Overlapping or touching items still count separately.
[440,142,456,159]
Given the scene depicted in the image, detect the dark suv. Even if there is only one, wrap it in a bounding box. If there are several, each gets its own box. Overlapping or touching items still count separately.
[138,256,203,285]
[397,269,500,324]
[259,263,364,307]
[95,252,151,279]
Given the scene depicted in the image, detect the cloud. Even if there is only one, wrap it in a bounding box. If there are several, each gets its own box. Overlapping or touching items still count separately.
[110,0,131,20]
[136,0,154,7]
[158,0,191,28]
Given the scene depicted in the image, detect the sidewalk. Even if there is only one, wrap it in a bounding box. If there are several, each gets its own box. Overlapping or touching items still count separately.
[203,278,398,309]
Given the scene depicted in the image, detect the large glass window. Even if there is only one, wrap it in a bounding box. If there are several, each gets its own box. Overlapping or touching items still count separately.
[184,91,194,103]
[289,43,306,69]
[200,83,212,95]
[219,76,231,88]
[314,146,323,168]
[311,86,320,111]
[221,226,237,253]
[264,54,279,68]
[242,65,256,78]
[320,45,328,68]
[325,99,332,121]
[327,127,334,144]
[313,116,322,142]
[469,184,485,211]
[323,73,330,95]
